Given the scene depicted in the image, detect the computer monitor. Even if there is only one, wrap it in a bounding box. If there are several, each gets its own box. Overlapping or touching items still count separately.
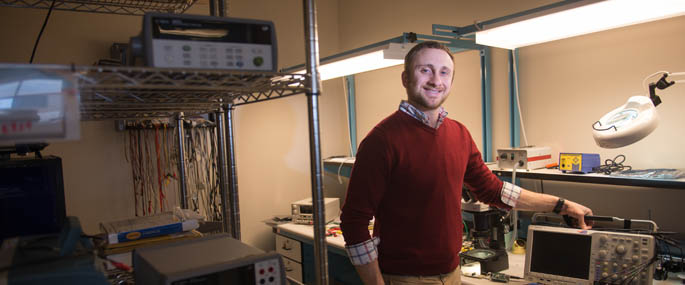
[0,155,66,238]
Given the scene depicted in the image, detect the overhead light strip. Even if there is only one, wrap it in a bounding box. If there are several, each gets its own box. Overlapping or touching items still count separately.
[475,0,685,49]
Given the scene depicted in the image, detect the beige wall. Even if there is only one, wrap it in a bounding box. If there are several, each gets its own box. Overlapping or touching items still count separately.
[2,0,684,251]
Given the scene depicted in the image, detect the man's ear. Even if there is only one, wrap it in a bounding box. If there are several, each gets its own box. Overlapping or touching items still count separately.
[401,71,408,88]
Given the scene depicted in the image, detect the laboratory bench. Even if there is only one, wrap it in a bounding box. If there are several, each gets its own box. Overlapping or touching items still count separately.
[487,163,685,190]
[486,163,685,243]
[272,221,684,285]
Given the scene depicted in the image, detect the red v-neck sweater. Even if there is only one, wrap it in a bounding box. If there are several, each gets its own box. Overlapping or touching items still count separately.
[340,110,509,275]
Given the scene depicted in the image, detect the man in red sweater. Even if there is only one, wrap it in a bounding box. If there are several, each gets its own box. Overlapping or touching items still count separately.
[339,41,593,285]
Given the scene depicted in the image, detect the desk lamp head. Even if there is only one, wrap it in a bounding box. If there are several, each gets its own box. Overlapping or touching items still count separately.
[592,72,681,148]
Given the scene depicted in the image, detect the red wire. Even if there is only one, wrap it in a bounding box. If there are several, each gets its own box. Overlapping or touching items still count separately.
[108,259,132,272]
[138,130,146,216]
[144,130,151,216]
[129,132,139,216]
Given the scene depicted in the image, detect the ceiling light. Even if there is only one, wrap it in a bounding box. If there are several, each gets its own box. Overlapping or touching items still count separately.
[295,42,415,81]
[475,0,685,50]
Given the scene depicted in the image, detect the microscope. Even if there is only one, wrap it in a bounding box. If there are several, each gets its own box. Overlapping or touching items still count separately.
[460,188,509,274]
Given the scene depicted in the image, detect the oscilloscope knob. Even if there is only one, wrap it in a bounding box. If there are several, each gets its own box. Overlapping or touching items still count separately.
[615,245,626,254]
[599,250,608,258]
[599,235,608,243]
[632,255,640,262]
[601,272,609,278]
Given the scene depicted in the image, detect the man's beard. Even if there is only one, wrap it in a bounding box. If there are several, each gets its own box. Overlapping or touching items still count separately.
[407,89,447,110]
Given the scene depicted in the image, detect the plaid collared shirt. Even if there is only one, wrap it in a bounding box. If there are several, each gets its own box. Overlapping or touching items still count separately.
[398,100,448,129]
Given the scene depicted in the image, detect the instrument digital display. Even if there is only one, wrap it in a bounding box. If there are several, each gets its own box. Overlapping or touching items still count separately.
[529,230,592,279]
[137,13,277,71]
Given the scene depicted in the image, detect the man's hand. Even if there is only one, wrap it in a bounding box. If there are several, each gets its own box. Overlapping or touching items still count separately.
[560,199,593,229]
[515,189,594,229]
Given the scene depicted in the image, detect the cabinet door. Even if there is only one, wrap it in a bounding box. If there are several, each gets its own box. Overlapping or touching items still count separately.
[275,234,302,262]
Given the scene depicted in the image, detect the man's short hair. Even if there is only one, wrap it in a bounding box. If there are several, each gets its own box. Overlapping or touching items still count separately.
[403,41,454,74]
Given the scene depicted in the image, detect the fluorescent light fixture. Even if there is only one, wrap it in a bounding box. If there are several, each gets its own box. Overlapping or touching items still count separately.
[295,42,415,81]
[475,0,685,50]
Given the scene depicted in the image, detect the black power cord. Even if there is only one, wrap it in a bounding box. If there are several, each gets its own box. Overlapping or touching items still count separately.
[594,154,632,175]
[29,0,57,63]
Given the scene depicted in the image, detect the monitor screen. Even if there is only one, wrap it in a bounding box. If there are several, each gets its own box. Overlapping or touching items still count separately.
[0,156,65,238]
[530,230,592,279]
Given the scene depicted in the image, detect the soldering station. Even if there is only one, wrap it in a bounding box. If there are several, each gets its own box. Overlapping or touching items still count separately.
[2,0,685,285]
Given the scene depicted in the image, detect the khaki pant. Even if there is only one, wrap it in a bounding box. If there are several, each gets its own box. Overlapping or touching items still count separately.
[382,267,461,285]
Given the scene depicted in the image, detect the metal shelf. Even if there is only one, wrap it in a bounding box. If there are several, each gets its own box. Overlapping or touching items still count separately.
[77,65,310,120]
[0,64,309,120]
[0,0,196,15]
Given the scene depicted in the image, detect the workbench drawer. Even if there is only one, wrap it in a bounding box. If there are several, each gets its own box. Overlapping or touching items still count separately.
[275,234,302,262]
[283,256,303,283]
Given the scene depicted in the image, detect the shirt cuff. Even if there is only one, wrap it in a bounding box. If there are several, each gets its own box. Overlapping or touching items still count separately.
[344,236,380,266]
[501,181,522,207]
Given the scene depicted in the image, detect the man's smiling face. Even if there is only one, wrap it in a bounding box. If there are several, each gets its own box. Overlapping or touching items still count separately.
[402,47,454,112]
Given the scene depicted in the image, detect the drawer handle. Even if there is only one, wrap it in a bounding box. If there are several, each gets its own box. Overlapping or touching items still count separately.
[285,266,293,272]
[282,241,292,251]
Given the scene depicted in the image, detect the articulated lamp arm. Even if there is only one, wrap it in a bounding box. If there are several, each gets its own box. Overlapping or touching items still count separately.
[648,73,676,107]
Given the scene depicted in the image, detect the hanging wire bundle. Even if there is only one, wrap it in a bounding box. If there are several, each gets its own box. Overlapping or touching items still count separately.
[123,118,222,222]
[184,119,223,222]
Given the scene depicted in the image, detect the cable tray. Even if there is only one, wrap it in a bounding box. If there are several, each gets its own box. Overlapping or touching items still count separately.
[0,0,196,15]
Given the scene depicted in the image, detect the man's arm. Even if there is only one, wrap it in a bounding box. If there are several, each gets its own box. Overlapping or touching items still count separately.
[353,260,384,285]
[514,189,594,229]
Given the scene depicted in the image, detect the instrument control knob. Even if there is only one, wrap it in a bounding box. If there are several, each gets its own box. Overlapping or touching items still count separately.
[602,272,609,278]
[616,245,626,254]
[611,274,618,280]
[599,250,608,258]
[600,235,608,243]
[632,255,640,262]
